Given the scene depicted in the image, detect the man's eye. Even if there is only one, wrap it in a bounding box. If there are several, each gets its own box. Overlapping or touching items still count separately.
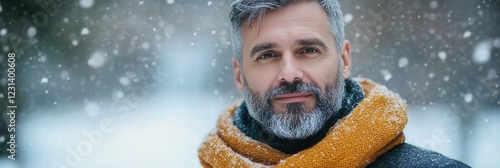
[257,52,276,60]
[301,48,319,54]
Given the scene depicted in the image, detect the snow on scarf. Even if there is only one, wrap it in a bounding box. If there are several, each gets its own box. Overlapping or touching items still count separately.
[198,78,408,167]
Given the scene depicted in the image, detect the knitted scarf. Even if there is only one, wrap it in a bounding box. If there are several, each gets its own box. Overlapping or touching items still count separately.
[198,78,408,167]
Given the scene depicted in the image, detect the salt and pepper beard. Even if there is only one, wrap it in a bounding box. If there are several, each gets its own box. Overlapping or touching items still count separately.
[242,68,345,140]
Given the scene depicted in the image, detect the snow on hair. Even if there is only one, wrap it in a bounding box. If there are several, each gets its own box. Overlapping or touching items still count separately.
[229,0,345,62]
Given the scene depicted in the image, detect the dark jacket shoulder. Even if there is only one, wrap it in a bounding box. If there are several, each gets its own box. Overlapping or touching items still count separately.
[367,143,470,168]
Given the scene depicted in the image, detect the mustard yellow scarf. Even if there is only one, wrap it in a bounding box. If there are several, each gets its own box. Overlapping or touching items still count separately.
[198,78,408,167]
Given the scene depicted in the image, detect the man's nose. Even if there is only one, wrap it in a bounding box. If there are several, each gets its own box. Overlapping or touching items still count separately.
[277,53,304,83]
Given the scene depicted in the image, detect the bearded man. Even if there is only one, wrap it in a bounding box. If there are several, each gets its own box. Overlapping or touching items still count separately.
[198,0,469,167]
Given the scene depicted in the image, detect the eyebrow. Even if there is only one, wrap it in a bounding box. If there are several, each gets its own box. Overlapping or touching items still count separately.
[248,38,328,58]
[250,42,278,58]
[295,38,329,51]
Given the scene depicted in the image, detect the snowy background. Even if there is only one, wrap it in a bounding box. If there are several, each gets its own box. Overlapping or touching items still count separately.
[0,0,499,167]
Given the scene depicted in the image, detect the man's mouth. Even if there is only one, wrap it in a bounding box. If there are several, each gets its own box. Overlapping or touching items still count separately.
[273,93,313,103]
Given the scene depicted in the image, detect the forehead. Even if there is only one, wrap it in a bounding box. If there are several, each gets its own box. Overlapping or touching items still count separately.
[240,1,334,53]
[244,1,330,31]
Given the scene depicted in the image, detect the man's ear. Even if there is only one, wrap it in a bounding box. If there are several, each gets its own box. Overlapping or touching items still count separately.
[340,40,351,79]
[233,57,244,93]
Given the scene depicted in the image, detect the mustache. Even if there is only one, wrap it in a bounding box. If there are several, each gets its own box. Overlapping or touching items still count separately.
[264,81,323,101]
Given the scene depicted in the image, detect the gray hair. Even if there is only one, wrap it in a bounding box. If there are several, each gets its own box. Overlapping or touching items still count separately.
[229,0,345,62]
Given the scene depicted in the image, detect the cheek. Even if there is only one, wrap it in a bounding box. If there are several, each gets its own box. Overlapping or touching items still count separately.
[305,58,339,90]
[243,66,278,94]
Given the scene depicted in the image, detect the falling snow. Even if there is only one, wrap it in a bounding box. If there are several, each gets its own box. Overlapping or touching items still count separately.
[27,26,37,37]
[430,1,438,9]
[0,28,6,36]
[438,51,447,62]
[473,40,492,64]
[463,31,472,38]
[443,76,450,82]
[119,77,130,85]
[464,93,473,103]
[142,42,150,50]
[344,13,353,24]
[79,0,94,9]
[211,59,216,66]
[87,51,106,68]
[81,27,90,35]
[398,57,409,68]
[115,90,124,98]
[85,102,101,116]
[1,1,498,168]
[381,69,392,81]
[41,77,48,84]
[72,40,79,46]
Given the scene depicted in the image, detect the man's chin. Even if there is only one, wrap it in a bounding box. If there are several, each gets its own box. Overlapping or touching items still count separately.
[268,122,322,140]
[266,109,326,140]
